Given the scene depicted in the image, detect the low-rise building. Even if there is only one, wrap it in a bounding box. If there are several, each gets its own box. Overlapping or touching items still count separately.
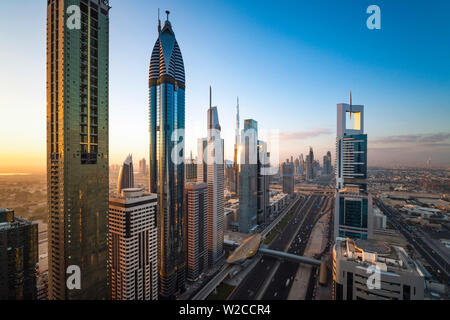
[332,237,425,300]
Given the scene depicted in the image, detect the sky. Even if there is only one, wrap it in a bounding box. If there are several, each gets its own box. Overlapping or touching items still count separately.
[0,0,449,173]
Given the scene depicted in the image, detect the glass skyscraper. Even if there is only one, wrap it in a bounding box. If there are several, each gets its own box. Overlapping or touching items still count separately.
[149,12,186,299]
[238,119,258,234]
[46,0,110,300]
[0,209,38,300]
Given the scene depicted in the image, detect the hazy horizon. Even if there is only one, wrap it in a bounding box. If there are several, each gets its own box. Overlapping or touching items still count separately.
[1,1,449,173]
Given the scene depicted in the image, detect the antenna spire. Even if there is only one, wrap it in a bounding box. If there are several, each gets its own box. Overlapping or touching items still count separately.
[349,89,353,119]
[209,86,212,110]
[158,8,161,34]
[165,10,170,21]
[236,96,240,130]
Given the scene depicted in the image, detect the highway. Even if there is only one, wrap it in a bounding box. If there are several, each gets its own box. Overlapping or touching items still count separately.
[375,198,450,286]
[261,196,328,300]
[229,195,325,300]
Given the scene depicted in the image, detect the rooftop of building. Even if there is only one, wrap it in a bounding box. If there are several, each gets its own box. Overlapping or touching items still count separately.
[109,188,156,205]
[335,237,423,276]
[0,208,36,231]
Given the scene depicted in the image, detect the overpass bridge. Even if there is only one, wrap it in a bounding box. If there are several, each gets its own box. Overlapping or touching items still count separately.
[192,235,323,300]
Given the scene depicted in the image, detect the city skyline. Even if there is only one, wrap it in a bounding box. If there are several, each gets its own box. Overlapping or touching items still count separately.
[0,1,449,304]
[1,1,450,173]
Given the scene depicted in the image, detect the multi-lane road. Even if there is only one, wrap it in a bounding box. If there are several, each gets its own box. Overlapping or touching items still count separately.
[230,194,329,300]
[375,198,450,286]
[261,196,328,300]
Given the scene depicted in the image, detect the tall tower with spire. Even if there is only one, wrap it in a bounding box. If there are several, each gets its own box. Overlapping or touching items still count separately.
[149,10,186,299]
[117,154,134,195]
[334,92,372,240]
[233,97,240,194]
[205,87,224,266]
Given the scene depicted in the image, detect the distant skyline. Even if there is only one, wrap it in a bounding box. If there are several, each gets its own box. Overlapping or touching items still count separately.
[1,0,450,173]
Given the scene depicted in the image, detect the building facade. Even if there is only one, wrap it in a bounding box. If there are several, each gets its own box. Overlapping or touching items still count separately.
[185,183,208,281]
[0,208,38,300]
[332,238,425,300]
[257,140,270,224]
[149,12,186,298]
[185,152,197,182]
[46,0,110,300]
[205,91,225,266]
[238,119,258,234]
[306,147,314,180]
[282,161,295,196]
[233,97,240,195]
[334,190,374,239]
[139,158,147,175]
[335,99,367,192]
[334,94,372,240]
[197,138,207,184]
[323,151,332,175]
[109,189,158,300]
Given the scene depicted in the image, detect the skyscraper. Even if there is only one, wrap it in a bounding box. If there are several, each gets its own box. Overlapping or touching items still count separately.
[233,97,240,195]
[335,95,367,191]
[323,151,332,175]
[185,183,208,281]
[257,140,270,224]
[109,189,158,300]
[306,147,315,180]
[334,92,373,239]
[117,154,134,195]
[238,119,258,234]
[46,0,110,300]
[185,151,197,182]
[139,158,147,175]
[205,87,224,266]
[0,208,38,300]
[197,138,207,184]
[149,11,186,299]
[282,160,295,196]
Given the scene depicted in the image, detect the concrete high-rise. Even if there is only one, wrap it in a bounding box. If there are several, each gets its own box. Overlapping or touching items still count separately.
[149,11,186,299]
[0,208,38,300]
[197,138,207,184]
[205,87,225,266]
[238,119,258,234]
[282,160,295,196]
[109,189,158,300]
[46,0,110,300]
[117,154,134,195]
[185,183,208,281]
[139,158,147,175]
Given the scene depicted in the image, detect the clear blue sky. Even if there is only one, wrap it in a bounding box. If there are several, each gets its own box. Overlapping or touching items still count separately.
[0,0,449,172]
